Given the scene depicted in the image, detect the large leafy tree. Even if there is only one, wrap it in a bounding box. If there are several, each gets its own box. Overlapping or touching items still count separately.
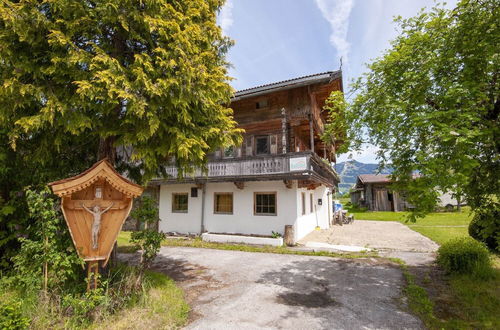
[0,0,241,265]
[346,0,499,248]
[0,0,241,178]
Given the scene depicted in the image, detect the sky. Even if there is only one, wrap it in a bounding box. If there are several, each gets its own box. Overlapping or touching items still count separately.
[218,0,457,164]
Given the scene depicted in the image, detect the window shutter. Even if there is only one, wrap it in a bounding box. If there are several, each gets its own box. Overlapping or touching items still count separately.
[245,136,253,156]
[270,134,278,154]
[236,147,242,157]
[215,149,221,158]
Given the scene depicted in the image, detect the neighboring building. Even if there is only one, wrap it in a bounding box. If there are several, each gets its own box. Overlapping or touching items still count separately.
[350,174,459,211]
[150,71,344,243]
[350,174,408,211]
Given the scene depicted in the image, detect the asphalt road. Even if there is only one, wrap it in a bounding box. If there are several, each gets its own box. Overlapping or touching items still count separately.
[127,247,424,330]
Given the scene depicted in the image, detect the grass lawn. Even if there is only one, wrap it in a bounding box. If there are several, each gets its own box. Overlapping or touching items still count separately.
[116,232,377,259]
[347,206,473,245]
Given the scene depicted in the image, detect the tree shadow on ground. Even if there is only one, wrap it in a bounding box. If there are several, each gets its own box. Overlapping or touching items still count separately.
[118,252,204,283]
[257,258,423,329]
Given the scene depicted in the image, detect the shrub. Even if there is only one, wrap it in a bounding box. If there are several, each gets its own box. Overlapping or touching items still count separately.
[437,237,492,278]
[130,196,165,286]
[0,299,30,330]
[10,187,83,293]
[468,209,499,251]
[271,231,282,238]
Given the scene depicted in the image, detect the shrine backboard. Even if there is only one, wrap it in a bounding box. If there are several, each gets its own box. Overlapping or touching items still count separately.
[49,160,143,265]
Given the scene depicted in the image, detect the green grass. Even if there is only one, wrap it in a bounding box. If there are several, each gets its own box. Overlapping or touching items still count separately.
[116,232,378,259]
[392,257,500,329]
[445,269,500,329]
[116,230,132,246]
[92,269,189,330]
[347,206,473,245]
[1,267,189,329]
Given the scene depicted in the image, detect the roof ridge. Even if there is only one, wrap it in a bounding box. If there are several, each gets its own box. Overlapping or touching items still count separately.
[235,71,337,93]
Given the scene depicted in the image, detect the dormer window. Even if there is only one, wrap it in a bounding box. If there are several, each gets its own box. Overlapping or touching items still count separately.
[255,99,269,109]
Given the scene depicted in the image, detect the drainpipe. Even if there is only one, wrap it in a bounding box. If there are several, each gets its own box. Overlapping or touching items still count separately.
[200,183,206,233]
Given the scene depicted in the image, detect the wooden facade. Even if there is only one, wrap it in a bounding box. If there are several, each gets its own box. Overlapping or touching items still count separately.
[225,74,343,161]
[350,175,407,212]
[156,71,344,189]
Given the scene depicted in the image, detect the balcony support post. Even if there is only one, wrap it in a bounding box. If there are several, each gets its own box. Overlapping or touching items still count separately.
[308,114,314,153]
[281,108,287,153]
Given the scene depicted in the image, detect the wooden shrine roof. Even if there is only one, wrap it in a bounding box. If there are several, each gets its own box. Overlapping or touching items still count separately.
[49,159,143,198]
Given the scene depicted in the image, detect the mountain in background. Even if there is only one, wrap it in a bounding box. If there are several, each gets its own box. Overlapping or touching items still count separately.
[334,160,392,195]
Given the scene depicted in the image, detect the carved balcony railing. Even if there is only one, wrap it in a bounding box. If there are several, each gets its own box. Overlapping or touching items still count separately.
[157,151,339,186]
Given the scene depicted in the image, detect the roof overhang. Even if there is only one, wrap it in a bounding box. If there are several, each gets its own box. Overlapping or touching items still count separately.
[49,159,144,198]
[231,71,342,101]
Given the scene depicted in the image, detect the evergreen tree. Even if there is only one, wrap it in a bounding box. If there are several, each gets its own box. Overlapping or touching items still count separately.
[0,0,241,265]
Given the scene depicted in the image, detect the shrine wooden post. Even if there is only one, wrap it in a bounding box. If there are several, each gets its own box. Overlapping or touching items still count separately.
[49,159,143,290]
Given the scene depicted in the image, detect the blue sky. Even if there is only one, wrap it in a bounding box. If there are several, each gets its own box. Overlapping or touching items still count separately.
[218,0,457,164]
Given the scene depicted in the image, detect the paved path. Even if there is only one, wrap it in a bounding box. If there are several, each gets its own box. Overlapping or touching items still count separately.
[122,247,423,330]
[298,221,439,266]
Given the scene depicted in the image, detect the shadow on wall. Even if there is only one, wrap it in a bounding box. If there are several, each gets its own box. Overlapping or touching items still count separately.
[256,258,422,329]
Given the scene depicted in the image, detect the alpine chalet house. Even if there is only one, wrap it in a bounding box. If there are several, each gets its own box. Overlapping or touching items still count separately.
[151,71,344,244]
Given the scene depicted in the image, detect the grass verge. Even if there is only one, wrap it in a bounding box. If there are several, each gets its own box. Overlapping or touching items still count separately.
[0,267,189,329]
[117,231,378,259]
[91,269,189,330]
[393,257,500,329]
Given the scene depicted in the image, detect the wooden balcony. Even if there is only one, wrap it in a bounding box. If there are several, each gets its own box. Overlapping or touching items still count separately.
[154,151,339,187]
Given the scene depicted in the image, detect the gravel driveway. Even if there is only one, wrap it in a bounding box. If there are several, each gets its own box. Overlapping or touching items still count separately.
[298,220,440,265]
[122,247,423,330]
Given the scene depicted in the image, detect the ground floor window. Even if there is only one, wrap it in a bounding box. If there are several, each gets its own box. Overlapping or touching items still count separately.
[214,193,233,214]
[254,192,277,215]
[301,192,306,215]
[310,193,313,213]
[172,193,188,213]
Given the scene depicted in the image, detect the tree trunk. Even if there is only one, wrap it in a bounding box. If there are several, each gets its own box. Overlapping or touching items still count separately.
[456,195,462,212]
[98,136,117,164]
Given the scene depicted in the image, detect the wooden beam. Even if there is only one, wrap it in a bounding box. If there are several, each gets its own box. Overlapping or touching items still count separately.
[308,114,315,153]
[298,180,320,190]
[234,182,244,190]
[283,180,293,189]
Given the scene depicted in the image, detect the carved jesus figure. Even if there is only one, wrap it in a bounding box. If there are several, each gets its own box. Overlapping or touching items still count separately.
[81,203,114,250]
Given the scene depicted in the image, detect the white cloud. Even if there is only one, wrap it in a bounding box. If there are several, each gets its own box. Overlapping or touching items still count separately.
[337,143,381,164]
[314,0,354,64]
[218,0,234,35]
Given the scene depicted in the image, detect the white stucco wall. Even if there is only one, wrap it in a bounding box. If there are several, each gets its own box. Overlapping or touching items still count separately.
[158,180,332,243]
[204,181,297,237]
[294,185,330,241]
[158,183,202,234]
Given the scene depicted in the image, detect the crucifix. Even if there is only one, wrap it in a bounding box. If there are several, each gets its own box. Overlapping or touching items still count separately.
[81,203,114,250]
[49,159,144,291]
